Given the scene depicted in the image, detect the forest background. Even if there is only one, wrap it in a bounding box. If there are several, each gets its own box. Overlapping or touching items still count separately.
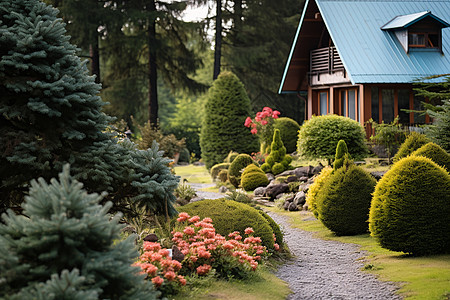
[45,0,306,157]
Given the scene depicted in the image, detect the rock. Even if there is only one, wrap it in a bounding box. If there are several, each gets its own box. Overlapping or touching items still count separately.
[277,169,296,177]
[265,183,290,200]
[285,195,295,202]
[299,183,311,193]
[294,191,306,206]
[143,233,158,242]
[299,176,309,182]
[288,202,299,211]
[312,163,324,175]
[302,202,309,211]
[171,245,185,262]
[286,176,298,183]
[370,171,387,180]
[276,193,287,199]
[294,166,314,178]
[283,201,290,210]
[254,186,266,196]
[266,173,275,182]
[219,186,229,193]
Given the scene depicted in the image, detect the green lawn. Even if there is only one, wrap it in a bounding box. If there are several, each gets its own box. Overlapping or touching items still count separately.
[265,208,450,300]
[174,164,212,184]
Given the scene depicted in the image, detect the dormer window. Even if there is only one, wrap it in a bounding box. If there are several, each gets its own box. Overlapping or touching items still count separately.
[381,11,449,53]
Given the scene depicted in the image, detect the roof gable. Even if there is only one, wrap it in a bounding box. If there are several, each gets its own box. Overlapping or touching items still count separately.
[381,11,450,30]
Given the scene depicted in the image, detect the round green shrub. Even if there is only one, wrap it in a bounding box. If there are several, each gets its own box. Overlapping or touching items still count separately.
[224,151,239,163]
[241,165,269,191]
[334,139,349,170]
[257,210,283,246]
[211,163,230,181]
[218,169,229,182]
[178,199,275,249]
[228,154,254,187]
[412,142,450,171]
[316,164,376,236]
[297,115,368,162]
[305,166,333,217]
[369,156,450,255]
[273,117,301,153]
[281,155,293,167]
[200,71,258,169]
[178,147,191,163]
[272,163,285,175]
[261,163,271,173]
[393,131,429,163]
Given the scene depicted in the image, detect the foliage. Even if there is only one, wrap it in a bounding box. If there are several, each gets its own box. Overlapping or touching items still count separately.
[241,165,269,191]
[426,99,450,152]
[392,131,430,163]
[136,121,185,159]
[251,151,268,165]
[225,189,253,205]
[163,125,201,159]
[297,115,368,163]
[218,169,229,182]
[228,154,255,187]
[260,129,293,174]
[316,163,377,236]
[412,142,450,171]
[178,147,191,164]
[333,140,349,170]
[200,71,258,169]
[305,167,333,218]
[273,117,301,153]
[211,163,231,181]
[244,107,281,153]
[174,182,197,206]
[0,165,157,299]
[368,116,406,161]
[0,0,179,217]
[178,199,275,250]
[134,242,186,296]
[369,156,450,255]
[257,210,283,247]
[172,213,269,279]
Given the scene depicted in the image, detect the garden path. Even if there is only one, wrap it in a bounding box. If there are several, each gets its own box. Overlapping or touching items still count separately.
[187,183,224,200]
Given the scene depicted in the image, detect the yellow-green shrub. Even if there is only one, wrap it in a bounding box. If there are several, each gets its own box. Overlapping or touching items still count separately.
[258,210,283,246]
[305,166,333,217]
[369,156,450,255]
[241,165,269,191]
[393,131,429,162]
[178,199,275,249]
[412,142,450,171]
[211,163,230,181]
[228,154,254,187]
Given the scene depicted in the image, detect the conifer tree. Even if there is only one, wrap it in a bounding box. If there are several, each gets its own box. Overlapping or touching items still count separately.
[260,129,293,175]
[0,165,158,299]
[0,0,179,217]
[334,140,349,170]
[200,71,258,169]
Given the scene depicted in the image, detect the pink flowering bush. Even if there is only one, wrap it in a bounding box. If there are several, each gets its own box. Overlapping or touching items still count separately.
[172,212,268,279]
[134,242,186,295]
[244,107,281,153]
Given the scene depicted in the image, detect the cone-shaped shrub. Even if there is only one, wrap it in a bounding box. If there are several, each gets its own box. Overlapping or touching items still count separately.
[334,140,349,170]
[316,163,376,235]
[0,165,157,299]
[369,156,450,255]
[412,142,450,171]
[178,199,275,249]
[200,72,258,169]
[228,154,254,187]
[261,129,292,175]
[241,164,269,191]
[305,166,333,217]
[273,117,301,153]
[393,132,429,162]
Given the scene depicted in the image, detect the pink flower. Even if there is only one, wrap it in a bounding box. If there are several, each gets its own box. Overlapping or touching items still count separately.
[196,264,212,275]
[151,276,164,287]
[164,271,177,281]
[177,212,190,222]
[188,216,200,223]
[244,227,254,235]
[244,117,253,127]
[143,242,161,252]
[183,226,195,235]
[274,243,280,251]
[261,120,268,125]
[178,276,187,286]
[272,110,280,118]
[251,128,257,135]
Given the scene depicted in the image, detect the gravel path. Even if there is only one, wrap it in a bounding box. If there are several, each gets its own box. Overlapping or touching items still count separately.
[267,211,402,300]
[187,183,224,200]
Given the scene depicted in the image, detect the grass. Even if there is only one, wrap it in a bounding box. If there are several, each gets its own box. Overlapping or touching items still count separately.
[171,265,291,300]
[174,164,212,184]
[265,207,450,300]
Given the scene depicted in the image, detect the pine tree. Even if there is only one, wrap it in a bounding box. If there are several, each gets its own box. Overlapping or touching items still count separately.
[200,71,258,169]
[0,0,179,217]
[0,165,158,299]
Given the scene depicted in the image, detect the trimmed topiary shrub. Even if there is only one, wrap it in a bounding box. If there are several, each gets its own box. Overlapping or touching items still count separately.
[241,165,269,191]
[218,169,229,182]
[261,129,292,175]
[228,154,255,187]
[412,142,450,171]
[305,166,333,217]
[224,151,239,163]
[273,117,301,153]
[334,140,349,170]
[178,199,275,249]
[200,72,258,169]
[393,131,429,163]
[211,163,230,181]
[257,210,283,246]
[0,165,157,299]
[297,115,368,163]
[369,156,450,255]
[316,163,376,235]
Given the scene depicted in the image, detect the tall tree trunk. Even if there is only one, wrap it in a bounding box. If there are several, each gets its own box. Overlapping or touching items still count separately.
[213,0,222,80]
[234,0,243,37]
[89,37,101,84]
[147,0,158,125]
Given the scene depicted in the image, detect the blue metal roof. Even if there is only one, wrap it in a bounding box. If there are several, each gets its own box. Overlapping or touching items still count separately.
[279,0,450,92]
[381,11,450,30]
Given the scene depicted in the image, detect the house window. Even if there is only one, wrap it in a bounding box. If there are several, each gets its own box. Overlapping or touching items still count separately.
[382,89,395,123]
[340,88,359,121]
[408,31,440,48]
[319,91,329,115]
[398,89,410,123]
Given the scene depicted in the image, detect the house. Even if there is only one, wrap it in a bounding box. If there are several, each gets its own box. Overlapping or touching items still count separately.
[279,0,450,134]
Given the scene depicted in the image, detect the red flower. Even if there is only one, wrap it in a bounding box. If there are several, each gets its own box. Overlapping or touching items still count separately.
[272,110,280,119]
[244,117,253,127]
[244,227,255,235]
[251,128,258,135]
[151,276,164,287]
